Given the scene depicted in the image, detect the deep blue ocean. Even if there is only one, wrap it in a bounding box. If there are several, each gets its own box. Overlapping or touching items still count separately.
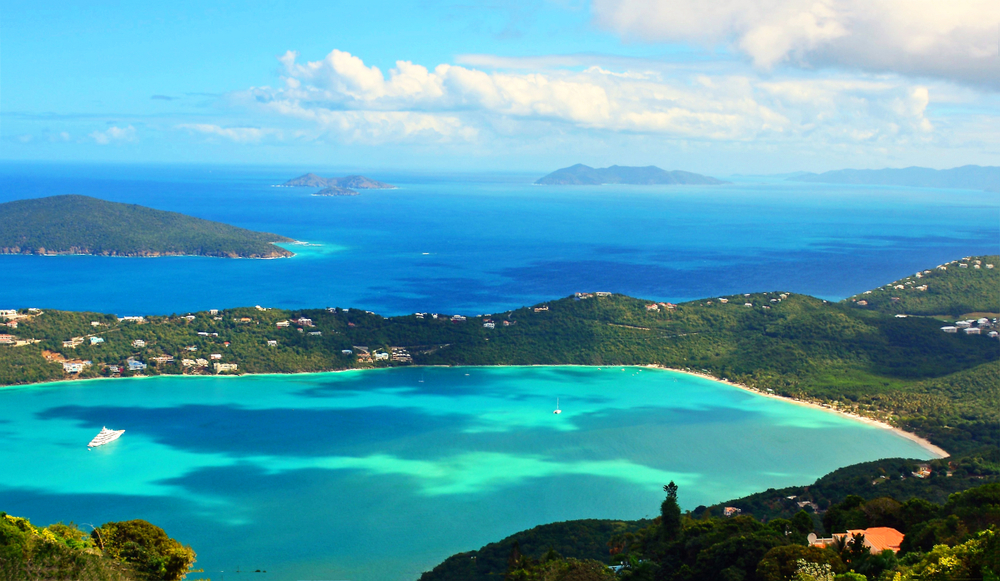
[1,162,997,316]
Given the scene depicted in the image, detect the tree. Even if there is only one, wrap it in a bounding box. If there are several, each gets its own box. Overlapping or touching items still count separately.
[93,520,196,581]
[660,482,681,542]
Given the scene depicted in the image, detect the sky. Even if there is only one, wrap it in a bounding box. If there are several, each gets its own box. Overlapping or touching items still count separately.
[2,0,999,174]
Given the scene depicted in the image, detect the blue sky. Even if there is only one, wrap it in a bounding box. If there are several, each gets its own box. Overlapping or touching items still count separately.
[3,0,998,173]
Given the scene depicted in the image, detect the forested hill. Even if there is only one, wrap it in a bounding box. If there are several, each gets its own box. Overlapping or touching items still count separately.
[1,254,997,456]
[419,481,1000,581]
[535,164,728,185]
[843,255,999,316]
[0,195,294,258]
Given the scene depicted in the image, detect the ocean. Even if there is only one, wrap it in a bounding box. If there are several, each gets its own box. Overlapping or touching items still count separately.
[0,163,995,580]
[1,162,997,316]
[0,366,935,581]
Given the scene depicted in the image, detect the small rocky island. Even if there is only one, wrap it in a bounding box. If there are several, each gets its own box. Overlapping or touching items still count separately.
[536,164,728,185]
[281,173,396,196]
[0,195,295,258]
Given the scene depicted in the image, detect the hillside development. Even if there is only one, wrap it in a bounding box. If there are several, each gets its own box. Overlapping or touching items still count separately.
[1,255,997,457]
[0,195,294,258]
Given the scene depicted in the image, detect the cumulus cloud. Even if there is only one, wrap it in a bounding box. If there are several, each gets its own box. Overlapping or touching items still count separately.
[591,0,1000,90]
[178,123,274,143]
[239,49,939,147]
[89,125,136,144]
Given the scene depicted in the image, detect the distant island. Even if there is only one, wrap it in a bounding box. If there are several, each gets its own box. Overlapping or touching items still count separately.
[535,164,728,185]
[0,195,295,258]
[790,165,1000,192]
[281,172,396,196]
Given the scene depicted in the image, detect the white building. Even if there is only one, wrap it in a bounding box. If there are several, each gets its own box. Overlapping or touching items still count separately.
[132,339,146,348]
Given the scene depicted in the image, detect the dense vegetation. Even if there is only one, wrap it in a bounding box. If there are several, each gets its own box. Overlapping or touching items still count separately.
[2,255,996,455]
[707,447,1000,523]
[420,482,1000,581]
[0,513,195,581]
[0,195,293,258]
[845,256,999,316]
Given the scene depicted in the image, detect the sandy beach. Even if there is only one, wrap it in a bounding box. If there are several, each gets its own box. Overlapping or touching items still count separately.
[649,365,950,459]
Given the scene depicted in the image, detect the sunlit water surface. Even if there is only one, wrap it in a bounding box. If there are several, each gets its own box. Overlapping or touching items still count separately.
[1,163,997,316]
[0,366,934,581]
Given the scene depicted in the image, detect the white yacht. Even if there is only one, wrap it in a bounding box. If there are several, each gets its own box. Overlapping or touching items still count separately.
[88,427,125,448]
[553,398,561,414]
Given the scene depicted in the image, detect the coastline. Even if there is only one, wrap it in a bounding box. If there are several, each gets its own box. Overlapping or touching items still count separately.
[0,362,949,459]
[648,365,950,459]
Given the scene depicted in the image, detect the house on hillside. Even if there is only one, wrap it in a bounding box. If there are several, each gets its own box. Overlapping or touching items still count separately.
[723,507,742,517]
[0,334,17,344]
[809,527,904,554]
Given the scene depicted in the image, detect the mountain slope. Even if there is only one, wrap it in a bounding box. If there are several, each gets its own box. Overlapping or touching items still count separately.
[0,195,294,258]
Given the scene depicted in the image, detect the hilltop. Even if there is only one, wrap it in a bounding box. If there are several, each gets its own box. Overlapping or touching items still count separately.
[0,195,294,258]
[281,172,396,192]
[790,165,1000,192]
[535,164,728,185]
[844,255,999,316]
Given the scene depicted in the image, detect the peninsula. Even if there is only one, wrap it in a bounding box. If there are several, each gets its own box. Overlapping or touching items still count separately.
[0,195,294,258]
[1,255,996,458]
[535,164,728,185]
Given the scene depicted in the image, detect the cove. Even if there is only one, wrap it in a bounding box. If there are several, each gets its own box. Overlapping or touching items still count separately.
[0,366,935,581]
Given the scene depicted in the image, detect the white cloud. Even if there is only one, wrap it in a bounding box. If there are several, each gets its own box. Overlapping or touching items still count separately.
[178,123,274,143]
[90,125,136,144]
[240,49,941,148]
[591,0,1000,89]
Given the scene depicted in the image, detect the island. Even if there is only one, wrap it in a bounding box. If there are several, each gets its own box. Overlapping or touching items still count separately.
[0,195,295,258]
[280,172,396,196]
[789,164,1000,192]
[535,164,729,185]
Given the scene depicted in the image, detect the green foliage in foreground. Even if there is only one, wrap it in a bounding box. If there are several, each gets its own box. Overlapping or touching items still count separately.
[0,513,195,581]
[420,483,1000,581]
[0,195,293,258]
[1,255,997,455]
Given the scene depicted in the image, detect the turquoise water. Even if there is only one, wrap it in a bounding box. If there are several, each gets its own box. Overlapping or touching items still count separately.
[0,366,934,580]
[1,163,997,316]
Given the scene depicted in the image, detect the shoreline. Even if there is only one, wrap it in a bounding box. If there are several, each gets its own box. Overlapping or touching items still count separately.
[0,362,949,459]
[647,365,949,459]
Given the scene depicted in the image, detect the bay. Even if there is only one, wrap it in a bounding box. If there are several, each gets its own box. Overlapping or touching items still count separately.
[0,162,997,316]
[0,366,935,581]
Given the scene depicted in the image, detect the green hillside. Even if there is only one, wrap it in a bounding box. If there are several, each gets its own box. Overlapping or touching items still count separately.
[843,255,999,316]
[420,482,1000,581]
[0,195,294,258]
[2,256,997,454]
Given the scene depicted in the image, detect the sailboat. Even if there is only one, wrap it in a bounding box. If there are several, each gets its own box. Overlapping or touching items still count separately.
[553,398,561,414]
